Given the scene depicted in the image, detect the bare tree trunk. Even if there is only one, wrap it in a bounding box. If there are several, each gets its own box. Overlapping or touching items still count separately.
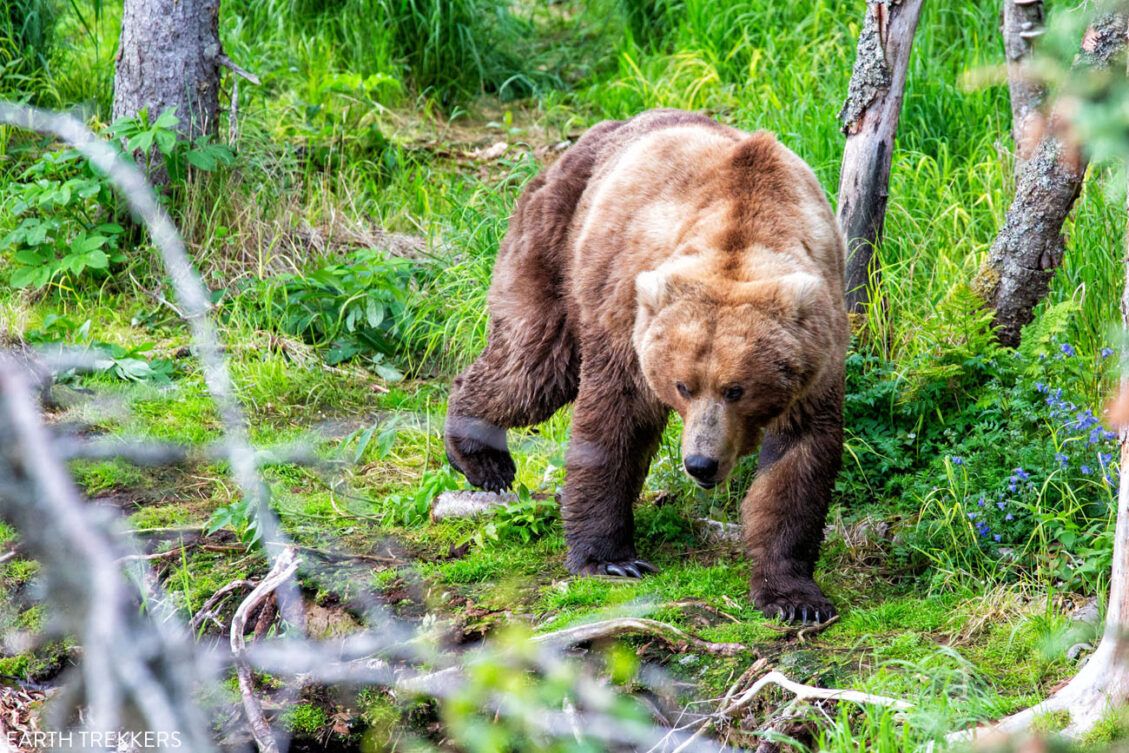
[975,12,1127,348]
[837,0,925,315]
[1002,0,1047,177]
[112,0,221,139]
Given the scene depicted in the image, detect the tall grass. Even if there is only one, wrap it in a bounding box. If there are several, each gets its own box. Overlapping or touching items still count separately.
[0,0,60,101]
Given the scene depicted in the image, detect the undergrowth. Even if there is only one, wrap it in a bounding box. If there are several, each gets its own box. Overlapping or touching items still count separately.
[1,0,1127,751]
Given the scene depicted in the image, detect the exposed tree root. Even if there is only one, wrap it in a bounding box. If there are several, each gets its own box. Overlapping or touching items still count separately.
[945,619,1129,742]
[653,661,912,753]
[230,548,299,753]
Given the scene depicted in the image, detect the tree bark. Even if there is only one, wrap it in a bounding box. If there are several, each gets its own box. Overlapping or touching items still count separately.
[975,12,1127,348]
[112,0,221,139]
[1002,0,1047,177]
[837,0,925,316]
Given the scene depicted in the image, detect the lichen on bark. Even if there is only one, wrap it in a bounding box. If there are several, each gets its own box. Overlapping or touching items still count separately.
[838,0,897,134]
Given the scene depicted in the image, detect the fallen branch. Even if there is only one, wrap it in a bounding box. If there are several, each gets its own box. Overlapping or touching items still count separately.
[659,664,911,753]
[727,671,912,714]
[230,548,299,753]
[534,618,747,657]
[190,578,256,632]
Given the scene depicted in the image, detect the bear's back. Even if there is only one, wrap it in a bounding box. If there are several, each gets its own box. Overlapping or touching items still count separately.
[557,110,843,344]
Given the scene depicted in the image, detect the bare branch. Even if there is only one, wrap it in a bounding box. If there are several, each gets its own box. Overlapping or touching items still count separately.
[230,548,299,753]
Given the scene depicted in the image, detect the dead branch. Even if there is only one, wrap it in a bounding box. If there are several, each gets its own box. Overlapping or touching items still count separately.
[0,359,216,749]
[230,548,299,753]
[726,670,912,714]
[837,0,926,314]
[190,578,256,632]
[534,617,747,656]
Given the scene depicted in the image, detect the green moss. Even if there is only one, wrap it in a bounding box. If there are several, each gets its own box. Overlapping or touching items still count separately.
[280,703,329,735]
[0,655,30,678]
[1031,709,1072,735]
[357,688,401,737]
[128,505,194,530]
[1081,707,1129,746]
[69,459,146,496]
[2,559,39,586]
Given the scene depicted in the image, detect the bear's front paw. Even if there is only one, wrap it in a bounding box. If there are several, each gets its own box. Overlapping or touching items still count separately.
[445,436,515,493]
[752,580,835,625]
[572,559,658,579]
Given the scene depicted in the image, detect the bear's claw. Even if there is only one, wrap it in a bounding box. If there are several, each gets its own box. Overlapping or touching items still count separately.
[576,559,658,579]
[445,444,515,493]
[754,583,836,625]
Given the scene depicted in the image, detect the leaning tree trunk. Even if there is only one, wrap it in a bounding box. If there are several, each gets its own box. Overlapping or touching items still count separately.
[112,0,221,140]
[975,12,1127,348]
[1002,0,1047,178]
[837,0,925,316]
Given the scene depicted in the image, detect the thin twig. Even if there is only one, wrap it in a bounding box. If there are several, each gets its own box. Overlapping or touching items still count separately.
[219,54,261,85]
[190,578,255,632]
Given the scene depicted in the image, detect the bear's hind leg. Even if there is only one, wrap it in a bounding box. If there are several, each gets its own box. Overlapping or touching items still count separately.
[446,315,578,492]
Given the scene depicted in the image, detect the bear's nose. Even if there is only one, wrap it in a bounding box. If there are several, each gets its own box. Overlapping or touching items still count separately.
[684,455,719,484]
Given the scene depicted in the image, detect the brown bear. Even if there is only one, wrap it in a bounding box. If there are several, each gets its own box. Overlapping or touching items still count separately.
[445,109,848,624]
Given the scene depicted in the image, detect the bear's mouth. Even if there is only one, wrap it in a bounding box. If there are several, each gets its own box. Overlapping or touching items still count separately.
[691,478,718,489]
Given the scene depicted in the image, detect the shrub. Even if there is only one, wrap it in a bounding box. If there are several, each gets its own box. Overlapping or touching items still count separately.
[0,108,233,292]
[841,291,1119,592]
[242,248,425,380]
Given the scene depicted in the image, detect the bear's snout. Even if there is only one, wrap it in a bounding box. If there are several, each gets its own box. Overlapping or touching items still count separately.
[684,454,720,487]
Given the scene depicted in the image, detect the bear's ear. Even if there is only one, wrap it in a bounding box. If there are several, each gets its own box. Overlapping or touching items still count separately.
[635,269,669,315]
[740,272,825,322]
[776,272,825,322]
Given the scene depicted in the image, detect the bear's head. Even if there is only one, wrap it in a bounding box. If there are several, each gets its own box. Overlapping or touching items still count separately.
[633,264,833,488]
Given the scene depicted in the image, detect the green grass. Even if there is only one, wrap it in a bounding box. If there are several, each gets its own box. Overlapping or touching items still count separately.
[1,0,1126,749]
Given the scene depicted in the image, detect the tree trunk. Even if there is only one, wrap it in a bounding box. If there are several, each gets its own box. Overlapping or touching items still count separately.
[837,0,925,315]
[975,12,1127,348]
[112,0,221,140]
[1002,0,1047,177]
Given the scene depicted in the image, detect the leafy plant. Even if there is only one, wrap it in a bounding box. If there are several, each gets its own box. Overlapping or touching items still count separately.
[379,466,461,527]
[1,108,233,292]
[24,314,175,384]
[2,147,125,290]
[250,248,422,379]
[206,497,262,547]
[464,485,559,549]
[107,107,235,183]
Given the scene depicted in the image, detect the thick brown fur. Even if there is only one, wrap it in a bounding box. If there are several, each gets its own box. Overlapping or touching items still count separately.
[445,109,848,623]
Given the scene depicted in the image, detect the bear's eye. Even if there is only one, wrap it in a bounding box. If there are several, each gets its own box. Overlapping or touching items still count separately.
[723,385,744,402]
[676,382,692,399]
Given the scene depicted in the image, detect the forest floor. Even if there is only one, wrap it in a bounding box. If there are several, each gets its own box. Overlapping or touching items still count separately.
[0,116,1101,749]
